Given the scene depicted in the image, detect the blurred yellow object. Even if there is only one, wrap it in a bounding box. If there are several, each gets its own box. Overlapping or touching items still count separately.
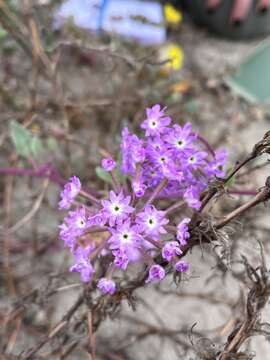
[160,44,184,73]
[164,3,182,25]
[30,123,41,135]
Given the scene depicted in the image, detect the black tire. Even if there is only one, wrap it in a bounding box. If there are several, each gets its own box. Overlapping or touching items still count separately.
[177,0,270,40]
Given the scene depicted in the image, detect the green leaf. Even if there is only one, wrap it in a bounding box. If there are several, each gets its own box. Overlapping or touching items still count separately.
[47,137,59,152]
[0,27,7,41]
[10,120,32,158]
[30,136,44,159]
[9,120,45,160]
[166,92,182,104]
[95,166,112,184]
[184,100,198,114]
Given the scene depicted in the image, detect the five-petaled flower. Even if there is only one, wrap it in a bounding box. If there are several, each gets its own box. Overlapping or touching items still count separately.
[109,220,143,263]
[165,123,195,152]
[141,104,171,137]
[136,205,169,239]
[101,191,134,227]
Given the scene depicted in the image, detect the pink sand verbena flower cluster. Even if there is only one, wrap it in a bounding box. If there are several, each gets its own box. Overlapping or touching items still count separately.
[59,104,227,295]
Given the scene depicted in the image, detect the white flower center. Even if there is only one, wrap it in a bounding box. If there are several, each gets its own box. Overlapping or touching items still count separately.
[121,232,131,243]
[149,119,158,129]
[159,156,167,164]
[147,217,156,229]
[189,156,196,163]
[76,217,86,228]
[176,138,185,148]
[70,184,78,197]
[110,202,122,215]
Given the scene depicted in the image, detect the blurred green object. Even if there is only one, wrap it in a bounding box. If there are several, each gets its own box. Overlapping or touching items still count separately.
[0,26,7,41]
[226,41,270,103]
[10,120,45,161]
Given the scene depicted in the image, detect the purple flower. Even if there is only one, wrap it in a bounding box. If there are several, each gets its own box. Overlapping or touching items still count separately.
[101,158,116,172]
[205,149,227,178]
[87,211,107,227]
[136,205,169,239]
[112,248,129,270]
[65,206,88,236]
[59,222,76,250]
[132,140,146,163]
[109,220,143,265]
[215,149,227,167]
[141,163,163,189]
[141,104,171,137]
[147,135,166,152]
[101,191,134,226]
[59,176,81,210]
[97,278,116,295]
[175,261,189,273]
[165,123,195,152]
[146,264,165,283]
[162,241,182,262]
[120,128,133,174]
[148,146,180,180]
[184,187,201,210]
[58,103,228,289]
[59,206,89,252]
[177,218,191,246]
[109,220,142,247]
[182,150,208,170]
[70,245,95,282]
[132,180,146,198]
[120,128,145,175]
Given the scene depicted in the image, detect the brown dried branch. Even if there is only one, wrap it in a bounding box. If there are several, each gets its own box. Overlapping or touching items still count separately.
[0,1,53,77]
[200,130,270,213]
[215,177,270,229]
[219,245,270,359]
[5,178,49,234]
[20,294,84,360]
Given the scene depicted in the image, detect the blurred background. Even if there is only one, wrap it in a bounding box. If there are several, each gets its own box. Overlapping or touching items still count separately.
[1,1,270,359]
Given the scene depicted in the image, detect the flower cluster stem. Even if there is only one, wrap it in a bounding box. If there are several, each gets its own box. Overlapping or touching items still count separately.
[165,199,186,215]
[79,190,100,206]
[0,163,100,201]
[194,133,215,157]
[145,178,168,206]
[145,236,162,249]
[199,154,256,212]
[110,171,121,193]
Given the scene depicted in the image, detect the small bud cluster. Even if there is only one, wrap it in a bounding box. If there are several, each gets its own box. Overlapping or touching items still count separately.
[59,105,227,295]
